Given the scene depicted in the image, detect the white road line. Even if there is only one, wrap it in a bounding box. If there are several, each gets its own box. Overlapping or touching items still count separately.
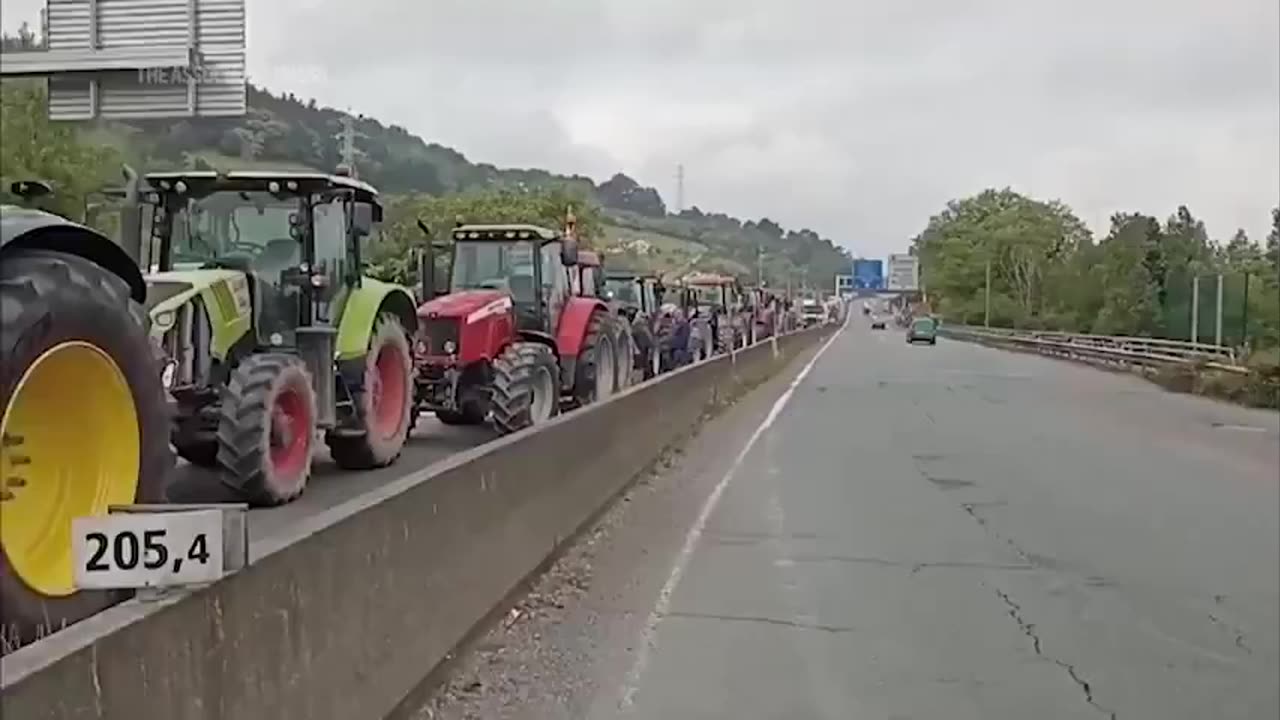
[615,316,848,712]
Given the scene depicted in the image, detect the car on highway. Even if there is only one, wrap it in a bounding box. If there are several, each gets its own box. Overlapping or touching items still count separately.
[906,316,938,344]
[800,298,826,328]
[870,315,887,330]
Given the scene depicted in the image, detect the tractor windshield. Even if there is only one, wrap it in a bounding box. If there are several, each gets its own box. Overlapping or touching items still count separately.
[690,285,724,308]
[168,191,301,265]
[450,240,550,304]
[605,278,639,306]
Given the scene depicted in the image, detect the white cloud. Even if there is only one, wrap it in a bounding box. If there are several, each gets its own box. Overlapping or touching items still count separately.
[5,0,1277,257]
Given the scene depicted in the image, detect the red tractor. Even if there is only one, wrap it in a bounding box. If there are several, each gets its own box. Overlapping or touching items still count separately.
[412,218,621,433]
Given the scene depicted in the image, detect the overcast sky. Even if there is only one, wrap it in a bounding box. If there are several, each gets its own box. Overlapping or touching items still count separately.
[4,1,1278,257]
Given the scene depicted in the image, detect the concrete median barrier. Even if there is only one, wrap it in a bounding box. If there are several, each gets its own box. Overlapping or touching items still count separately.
[1,325,834,720]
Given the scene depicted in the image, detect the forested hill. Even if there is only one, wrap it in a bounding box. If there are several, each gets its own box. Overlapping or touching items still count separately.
[116,84,851,284]
[118,85,601,199]
[2,26,850,284]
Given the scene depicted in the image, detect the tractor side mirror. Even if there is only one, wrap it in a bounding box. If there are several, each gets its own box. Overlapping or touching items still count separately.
[351,202,375,237]
[414,219,452,300]
[561,238,579,267]
[117,165,144,264]
[416,245,436,301]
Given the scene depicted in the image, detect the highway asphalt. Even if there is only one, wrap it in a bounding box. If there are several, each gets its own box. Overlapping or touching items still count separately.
[165,417,496,544]
[417,319,1279,720]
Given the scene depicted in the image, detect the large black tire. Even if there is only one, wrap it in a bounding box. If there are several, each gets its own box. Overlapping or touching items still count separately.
[631,319,657,378]
[491,342,560,434]
[0,250,172,645]
[327,314,414,469]
[572,310,617,405]
[613,318,634,392]
[216,354,316,506]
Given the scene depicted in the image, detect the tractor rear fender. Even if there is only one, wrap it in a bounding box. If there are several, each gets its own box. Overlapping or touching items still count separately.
[335,279,419,361]
[516,328,572,391]
[516,329,558,354]
[555,297,610,357]
[0,212,145,302]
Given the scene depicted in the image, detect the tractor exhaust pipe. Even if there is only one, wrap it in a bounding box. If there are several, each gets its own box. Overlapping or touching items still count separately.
[415,219,436,302]
[118,165,143,266]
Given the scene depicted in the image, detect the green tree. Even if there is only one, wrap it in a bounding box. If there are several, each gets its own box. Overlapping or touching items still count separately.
[0,81,119,224]
[912,188,1090,327]
[1,23,42,50]
[1265,207,1279,277]
[1093,214,1161,335]
[1223,229,1264,273]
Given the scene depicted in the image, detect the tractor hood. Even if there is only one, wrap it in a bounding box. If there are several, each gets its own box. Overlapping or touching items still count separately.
[145,279,195,312]
[417,289,511,323]
[144,268,245,316]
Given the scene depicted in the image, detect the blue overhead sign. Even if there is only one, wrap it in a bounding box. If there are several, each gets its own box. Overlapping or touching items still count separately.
[852,259,884,290]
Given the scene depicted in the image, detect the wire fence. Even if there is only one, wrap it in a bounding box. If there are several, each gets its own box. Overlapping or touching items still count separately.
[1161,271,1275,350]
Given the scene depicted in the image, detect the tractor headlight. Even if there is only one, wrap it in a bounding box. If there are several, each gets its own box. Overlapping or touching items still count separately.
[160,360,177,389]
[153,310,175,330]
[443,340,457,355]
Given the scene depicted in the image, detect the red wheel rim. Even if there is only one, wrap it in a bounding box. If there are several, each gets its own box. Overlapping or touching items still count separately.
[372,344,407,436]
[270,388,310,477]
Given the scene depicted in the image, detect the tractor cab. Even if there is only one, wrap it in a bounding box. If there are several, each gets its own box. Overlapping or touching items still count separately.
[574,250,606,299]
[604,270,663,321]
[685,272,753,349]
[414,215,628,432]
[439,222,579,340]
[659,279,695,317]
[138,171,380,353]
[685,272,741,314]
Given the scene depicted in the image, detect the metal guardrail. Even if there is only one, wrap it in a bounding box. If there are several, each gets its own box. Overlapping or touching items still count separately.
[940,324,1250,375]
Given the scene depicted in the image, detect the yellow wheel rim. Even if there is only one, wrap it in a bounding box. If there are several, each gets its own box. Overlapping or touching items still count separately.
[0,341,140,596]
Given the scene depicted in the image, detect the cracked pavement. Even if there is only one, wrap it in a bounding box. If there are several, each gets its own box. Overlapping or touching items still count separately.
[415,322,1279,720]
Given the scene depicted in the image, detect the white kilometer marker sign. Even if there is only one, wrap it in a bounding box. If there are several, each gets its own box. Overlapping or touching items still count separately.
[73,509,227,590]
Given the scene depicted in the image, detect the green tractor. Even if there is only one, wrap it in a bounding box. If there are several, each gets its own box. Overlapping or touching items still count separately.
[127,169,419,506]
[1,179,172,646]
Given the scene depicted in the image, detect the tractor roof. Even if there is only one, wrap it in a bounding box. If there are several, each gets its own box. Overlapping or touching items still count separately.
[452,224,560,242]
[142,171,379,202]
[605,269,657,281]
[684,271,735,285]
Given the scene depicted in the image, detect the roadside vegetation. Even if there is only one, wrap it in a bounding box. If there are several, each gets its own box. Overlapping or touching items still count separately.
[915,189,1279,407]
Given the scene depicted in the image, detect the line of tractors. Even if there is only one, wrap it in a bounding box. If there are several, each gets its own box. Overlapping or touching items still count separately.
[0,166,804,645]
